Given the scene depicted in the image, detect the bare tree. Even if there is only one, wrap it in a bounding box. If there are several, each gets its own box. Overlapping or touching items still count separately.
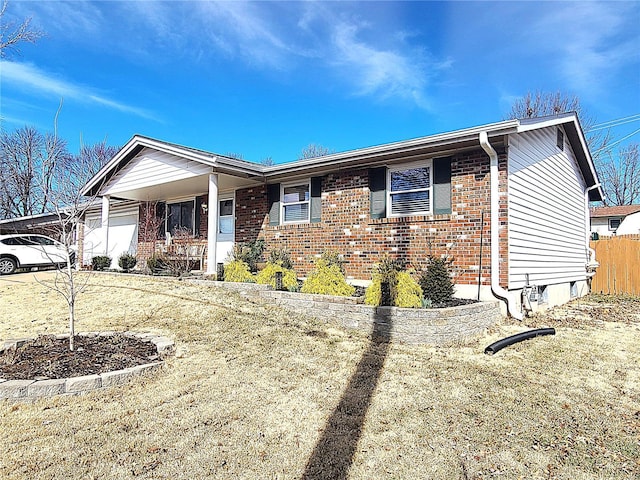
[598,144,640,206]
[0,127,115,220]
[36,138,113,351]
[260,156,274,166]
[0,0,44,57]
[298,143,333,160]
[75,140,118,185]
[506,90,610,160]
[0,126,70,219]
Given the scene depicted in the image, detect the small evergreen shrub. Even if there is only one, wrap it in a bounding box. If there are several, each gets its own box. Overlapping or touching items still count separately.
[301,259,355,296]
[147,254,168,275]
[118,253,137,272]
[256,262,298,291]
[91,255,112,271]
[231,239,265,272]
[223,260,255,283]
[419,256,455,305]
[268,247,293,269]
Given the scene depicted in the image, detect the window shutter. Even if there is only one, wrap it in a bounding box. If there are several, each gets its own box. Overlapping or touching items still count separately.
[267,183,280,226]
[310,177,322,223]
[195,196,202,236]
[369,167,387,219]
[433,157,451,215]
[156,201,166,239]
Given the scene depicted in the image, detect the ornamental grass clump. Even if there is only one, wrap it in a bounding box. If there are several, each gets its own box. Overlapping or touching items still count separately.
[419,255,455,306]
[301,258,355,297]
[364,256,422,308]
[223,260,255,283]
[256,262,298,291]
[268,247,293,270]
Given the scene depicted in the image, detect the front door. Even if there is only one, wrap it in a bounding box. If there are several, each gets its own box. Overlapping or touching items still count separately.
[216,196,235,263]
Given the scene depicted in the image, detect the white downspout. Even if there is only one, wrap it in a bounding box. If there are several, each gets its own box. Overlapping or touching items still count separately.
[585,183,601,277]
[479,132,523,320]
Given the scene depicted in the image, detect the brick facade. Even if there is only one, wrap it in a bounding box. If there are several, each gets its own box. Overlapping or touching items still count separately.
[234,147,509,287]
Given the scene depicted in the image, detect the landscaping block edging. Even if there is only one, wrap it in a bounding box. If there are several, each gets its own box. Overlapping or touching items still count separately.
[197,280,501,345]
[0,332,174,401]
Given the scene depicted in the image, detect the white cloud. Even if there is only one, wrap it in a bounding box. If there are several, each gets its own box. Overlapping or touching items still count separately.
[1,61,159,121]
[529,1,639,95]
[330,21,443,110]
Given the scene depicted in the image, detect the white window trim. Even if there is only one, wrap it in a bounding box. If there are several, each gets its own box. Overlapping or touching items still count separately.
[386,160,433,217]
[281,180,311,224]
[608,217,621,231]
[166,197,196,236]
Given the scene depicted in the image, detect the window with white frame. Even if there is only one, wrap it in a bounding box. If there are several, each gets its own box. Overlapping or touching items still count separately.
[167,199,195,235]
[281,181,310,223]
[218,199,234,237]
[387,162,432,216]
[608,218,621,231]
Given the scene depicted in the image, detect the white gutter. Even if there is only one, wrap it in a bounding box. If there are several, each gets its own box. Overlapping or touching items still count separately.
[479,132,524,320]
[585,183,601,277]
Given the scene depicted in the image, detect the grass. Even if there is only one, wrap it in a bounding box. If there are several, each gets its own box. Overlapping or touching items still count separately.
[0,272,639,479]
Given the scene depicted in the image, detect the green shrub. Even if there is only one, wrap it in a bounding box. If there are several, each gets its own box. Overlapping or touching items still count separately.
[146,254,168,275]
[118,253,137,272]
[268,247,293,269]
[91,255,112,271]
[256,262,298,291]
[231,239,265,272]
[301,259,355,296]
[223,260,255,283]
[419,255,455,305]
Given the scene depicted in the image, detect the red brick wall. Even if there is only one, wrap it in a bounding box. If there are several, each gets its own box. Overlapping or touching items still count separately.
[233,147,509,287]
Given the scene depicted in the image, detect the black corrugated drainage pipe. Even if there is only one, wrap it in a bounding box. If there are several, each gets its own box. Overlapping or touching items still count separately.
[484,328,556,355]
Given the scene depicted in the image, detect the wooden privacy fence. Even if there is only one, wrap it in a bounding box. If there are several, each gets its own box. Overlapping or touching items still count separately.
[590,234,640,296]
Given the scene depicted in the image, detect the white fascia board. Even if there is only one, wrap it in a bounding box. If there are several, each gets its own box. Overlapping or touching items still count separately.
[263,119,520,177]
[81,135,264,196]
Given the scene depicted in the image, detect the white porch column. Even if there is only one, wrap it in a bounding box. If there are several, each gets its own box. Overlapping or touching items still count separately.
[101,195,110,256]
[206,173,219,275]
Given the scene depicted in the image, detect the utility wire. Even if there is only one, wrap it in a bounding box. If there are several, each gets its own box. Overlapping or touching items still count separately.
[587,113,640,132]
[593,126,640,155]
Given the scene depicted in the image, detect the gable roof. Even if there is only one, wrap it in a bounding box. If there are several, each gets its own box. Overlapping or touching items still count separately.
[590,205,640,218]
[81,113,603,201]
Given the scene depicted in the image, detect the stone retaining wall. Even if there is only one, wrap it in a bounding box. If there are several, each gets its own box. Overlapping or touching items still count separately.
[205,281,501,345]
[0,332,174,401]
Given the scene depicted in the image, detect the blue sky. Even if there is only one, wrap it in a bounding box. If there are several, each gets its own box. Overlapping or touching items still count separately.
[1,1,639,163]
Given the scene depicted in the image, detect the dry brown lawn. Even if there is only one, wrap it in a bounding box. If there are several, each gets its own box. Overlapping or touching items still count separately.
[0,272,639,480]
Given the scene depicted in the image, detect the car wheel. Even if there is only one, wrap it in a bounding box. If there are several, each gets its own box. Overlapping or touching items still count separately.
[0,257,17,275]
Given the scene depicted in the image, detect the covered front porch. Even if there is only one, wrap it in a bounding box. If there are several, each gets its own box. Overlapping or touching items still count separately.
[80,136,266,274]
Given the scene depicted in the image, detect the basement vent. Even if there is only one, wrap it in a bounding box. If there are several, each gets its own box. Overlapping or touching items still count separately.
[556,128,564,151]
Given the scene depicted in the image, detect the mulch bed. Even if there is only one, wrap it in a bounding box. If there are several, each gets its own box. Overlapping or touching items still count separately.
[0,333,159,381]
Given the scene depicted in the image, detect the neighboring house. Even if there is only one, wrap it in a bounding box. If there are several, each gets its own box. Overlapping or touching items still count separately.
[77,113,601,316]
[590,205,640,237]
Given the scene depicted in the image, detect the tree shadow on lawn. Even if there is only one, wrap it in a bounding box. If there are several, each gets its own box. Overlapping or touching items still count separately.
[302,308,391,480]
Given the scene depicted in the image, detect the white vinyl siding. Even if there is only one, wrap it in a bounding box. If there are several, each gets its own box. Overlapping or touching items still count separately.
[83,204,139,267]
[103,148,211,196]
[508,126,588,289]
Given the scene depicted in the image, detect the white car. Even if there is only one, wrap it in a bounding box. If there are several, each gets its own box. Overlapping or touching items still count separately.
[0,234,75,275]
